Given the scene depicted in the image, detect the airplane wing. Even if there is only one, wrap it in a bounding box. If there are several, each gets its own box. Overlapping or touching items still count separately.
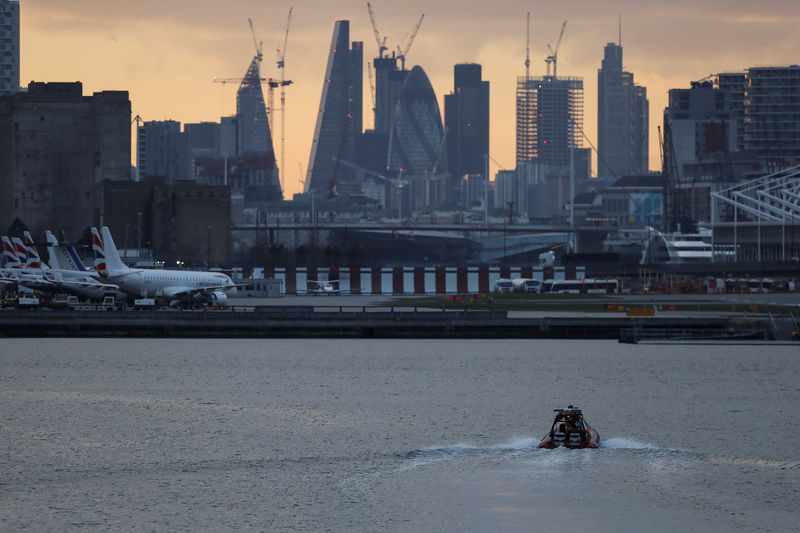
[161,285,234,298]
[50,278,119,289]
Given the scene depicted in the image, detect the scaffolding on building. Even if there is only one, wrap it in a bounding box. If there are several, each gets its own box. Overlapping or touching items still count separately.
[515,76,583,166]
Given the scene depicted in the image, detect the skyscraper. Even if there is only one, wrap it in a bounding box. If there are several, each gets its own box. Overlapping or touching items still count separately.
[597,42,649,178]
[388,66,445,175]
[373,53,408,136]
[445,63,490,190]
[0,0,19,96]
[516,75,584,167]
[306,20,363,197]
[237,56,273,159]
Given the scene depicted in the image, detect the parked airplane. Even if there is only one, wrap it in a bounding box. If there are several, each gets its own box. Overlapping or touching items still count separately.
[308,279,340,295]
[42,231,122,300]
[92,226,236,306]
[1,235,53,290]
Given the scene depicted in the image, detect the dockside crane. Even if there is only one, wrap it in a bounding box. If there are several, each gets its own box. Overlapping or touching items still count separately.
[275,6,293,192]
[397,13,424,71]
[545,19,567,78]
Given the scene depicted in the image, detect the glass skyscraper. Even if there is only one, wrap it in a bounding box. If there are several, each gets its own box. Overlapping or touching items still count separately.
[305,20,363,197]
[597,42,649,178]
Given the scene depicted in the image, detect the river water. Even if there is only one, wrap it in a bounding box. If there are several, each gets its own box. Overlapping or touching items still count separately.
[1,339,798,531]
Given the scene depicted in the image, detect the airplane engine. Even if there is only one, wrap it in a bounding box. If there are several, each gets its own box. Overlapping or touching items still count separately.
[210,291,228,305]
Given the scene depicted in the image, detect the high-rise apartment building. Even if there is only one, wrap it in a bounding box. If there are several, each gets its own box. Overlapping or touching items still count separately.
[516,76,584,167]
[137,120,191,183]
[0,82,130,239]
[744,66,800,163]
[306,20,363,196]
[0,0,19,96]
[597,42,648,178]
[716,72,746,152]
[445,63,489,190]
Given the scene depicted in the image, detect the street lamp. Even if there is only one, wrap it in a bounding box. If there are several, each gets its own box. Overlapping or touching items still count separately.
[206,225,211,267]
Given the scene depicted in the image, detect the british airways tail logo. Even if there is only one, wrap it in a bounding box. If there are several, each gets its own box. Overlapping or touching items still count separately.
[91,231,107,272]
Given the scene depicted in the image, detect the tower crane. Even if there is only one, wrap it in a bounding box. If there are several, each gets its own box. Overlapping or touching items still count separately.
[248,18,263,62]
[367,62,376,123]
[396,13,424,71]
[212,76,292,134]
[525,11,531,79]
[276,6,293,192]
[367,2,388,58]
[544,19,567,78]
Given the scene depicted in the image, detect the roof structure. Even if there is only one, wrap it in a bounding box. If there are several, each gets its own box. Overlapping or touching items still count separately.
[711,163,800,222]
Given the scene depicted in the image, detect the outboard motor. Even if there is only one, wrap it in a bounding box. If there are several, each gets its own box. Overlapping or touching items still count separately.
[568,433,582,447]
[553,432,566,446]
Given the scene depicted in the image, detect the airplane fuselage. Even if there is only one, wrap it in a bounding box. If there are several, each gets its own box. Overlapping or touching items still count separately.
[106,268,235,299]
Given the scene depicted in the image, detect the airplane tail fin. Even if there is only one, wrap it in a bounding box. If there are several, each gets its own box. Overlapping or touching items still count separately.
[66,245,89,271]
[100,226,128,273]
[23,231,47,269]
[2,236,22,268]
[46,230,73,271]
[91,227,108,275]
[11,237,28,266]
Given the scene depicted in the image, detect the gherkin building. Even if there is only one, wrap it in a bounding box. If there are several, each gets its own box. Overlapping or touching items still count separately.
[388,66,446,176]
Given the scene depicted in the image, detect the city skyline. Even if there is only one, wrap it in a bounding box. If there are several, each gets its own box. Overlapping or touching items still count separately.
[18,0,800,198]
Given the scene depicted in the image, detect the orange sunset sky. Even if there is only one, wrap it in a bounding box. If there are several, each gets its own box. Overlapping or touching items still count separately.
[17,0,800,198]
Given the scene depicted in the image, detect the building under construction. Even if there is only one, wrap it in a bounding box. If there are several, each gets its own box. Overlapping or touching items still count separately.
[516,75,584,167]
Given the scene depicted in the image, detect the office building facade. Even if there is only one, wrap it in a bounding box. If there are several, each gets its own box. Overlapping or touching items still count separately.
[445,63,489,193]
[597,42,648,178]
[0,0,19,96]
[306,20,363,197]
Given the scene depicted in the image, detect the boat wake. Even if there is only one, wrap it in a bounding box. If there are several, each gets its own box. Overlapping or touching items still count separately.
[599,437,661,450]
[401,437,541,467]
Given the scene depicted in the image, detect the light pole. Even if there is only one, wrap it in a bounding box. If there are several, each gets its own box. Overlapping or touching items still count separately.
[206,225,211,267]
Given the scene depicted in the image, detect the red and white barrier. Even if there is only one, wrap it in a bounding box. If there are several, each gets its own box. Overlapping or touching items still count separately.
[259,265,585,295]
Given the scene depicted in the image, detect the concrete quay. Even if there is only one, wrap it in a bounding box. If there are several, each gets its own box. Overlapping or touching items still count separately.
[0,305,772,340]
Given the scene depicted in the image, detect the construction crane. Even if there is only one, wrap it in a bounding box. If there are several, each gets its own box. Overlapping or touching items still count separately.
[544,19,567,78]
[248,18,263,62]
[525,12,531,79]
[131,115,144,182]
[367,62,376,124]
[276,7,293,192]
[212,76,292,133]
[367,2,388,58]
[396,13,424,71]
